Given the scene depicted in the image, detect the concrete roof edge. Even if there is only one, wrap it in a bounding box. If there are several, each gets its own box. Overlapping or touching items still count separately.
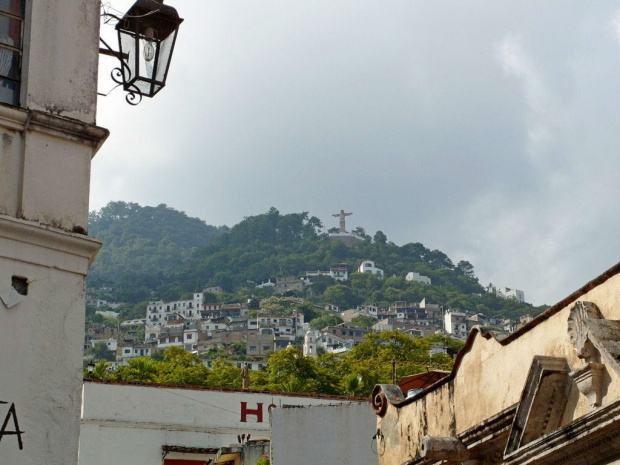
[83,378,370,402]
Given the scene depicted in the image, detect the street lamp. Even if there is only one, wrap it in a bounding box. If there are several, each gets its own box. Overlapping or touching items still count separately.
[100,0,183,105]
[87,361,95,376]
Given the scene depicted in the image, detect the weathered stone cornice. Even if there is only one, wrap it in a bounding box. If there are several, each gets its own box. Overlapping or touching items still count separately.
[0,104,109,154]
[0,214,102,275]
[504,396,620,465]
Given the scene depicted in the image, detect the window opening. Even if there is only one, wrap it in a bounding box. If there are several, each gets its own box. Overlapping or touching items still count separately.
[11,275,27,295]
[0,0,24,105]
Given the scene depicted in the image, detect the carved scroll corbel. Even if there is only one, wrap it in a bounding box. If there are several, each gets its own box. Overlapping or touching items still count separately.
[567,301,604,363]
[371,384,405,417]
[566,301,620,411]
[570,362,604,410]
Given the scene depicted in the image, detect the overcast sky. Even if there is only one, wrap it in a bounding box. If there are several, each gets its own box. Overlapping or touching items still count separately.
[92,1,620,306]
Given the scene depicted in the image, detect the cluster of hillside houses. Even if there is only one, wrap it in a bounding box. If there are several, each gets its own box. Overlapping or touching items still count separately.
[85,261,528,367]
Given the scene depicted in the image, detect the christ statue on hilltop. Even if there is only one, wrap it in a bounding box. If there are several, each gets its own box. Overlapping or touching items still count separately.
[332,209,352,233]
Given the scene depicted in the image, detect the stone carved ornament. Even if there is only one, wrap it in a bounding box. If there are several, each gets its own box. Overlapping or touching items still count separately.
[567,300,620,372]
[566,301,620,411]
[567,301,604,363]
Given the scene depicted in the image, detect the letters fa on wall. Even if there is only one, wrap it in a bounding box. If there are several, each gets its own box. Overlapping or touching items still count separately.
[0,401,24,450]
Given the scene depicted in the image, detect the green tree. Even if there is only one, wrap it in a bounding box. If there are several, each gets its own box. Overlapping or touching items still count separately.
[373,230,387,245]
[310,313,343,329]
[455,260,476,279]
[86,342,116,362]
[321,284,355,308]
[209,359,242,388]
[259,296,300,314]
[113,357,159,383]
[342,373,366,397]
[308,275,335,296]
[265,347,322,393]
[350,315,377,329]
[295,301,320,322]
[84,360,110,379]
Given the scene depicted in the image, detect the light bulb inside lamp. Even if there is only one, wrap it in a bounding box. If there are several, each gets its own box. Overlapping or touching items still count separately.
[143,27,155,62]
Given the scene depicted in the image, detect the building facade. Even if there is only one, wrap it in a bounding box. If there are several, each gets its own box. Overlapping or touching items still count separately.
[147,294,203,326]
[444,309,468,340]
[372,261,620,465]
[79,380,368,465]
[0,1,107,464]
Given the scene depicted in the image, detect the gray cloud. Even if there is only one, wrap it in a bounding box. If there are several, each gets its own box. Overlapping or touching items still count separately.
[92,0,620,305]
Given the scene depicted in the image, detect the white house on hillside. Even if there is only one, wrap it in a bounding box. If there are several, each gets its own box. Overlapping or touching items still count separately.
[444,310,468,340]
[358,260,384,277]
[90,338,117,352]
[248,312,305,339]
[487,285,525,303]
[497,286,525,302]
[317,332,355,354]
[405,271,431,285]
[147,293,204,326]
[330,263,349,281]
[118,344,152,362]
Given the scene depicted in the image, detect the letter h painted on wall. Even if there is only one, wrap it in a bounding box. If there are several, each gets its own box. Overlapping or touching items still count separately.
[240,402,277,423]
[240,402,263,423]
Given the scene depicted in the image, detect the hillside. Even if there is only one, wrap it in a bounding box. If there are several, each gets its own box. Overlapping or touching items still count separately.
[87,203,546,320]
[87,202,228,301]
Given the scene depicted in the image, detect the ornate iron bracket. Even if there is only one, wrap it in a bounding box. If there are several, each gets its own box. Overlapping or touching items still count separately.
[98,38,143,106]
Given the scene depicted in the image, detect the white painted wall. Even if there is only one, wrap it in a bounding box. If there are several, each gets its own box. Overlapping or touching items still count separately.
[0,217,101,464]
[0,2,106,464]
[270,403,377,465]
[79,381,366,465]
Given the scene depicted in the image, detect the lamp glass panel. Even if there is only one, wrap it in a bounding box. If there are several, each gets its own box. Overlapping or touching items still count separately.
[119,30,138,85]
[154,29,176,83]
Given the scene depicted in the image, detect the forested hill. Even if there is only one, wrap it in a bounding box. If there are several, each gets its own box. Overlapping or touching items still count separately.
[87,202,228,293]
[87,203,546,319]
